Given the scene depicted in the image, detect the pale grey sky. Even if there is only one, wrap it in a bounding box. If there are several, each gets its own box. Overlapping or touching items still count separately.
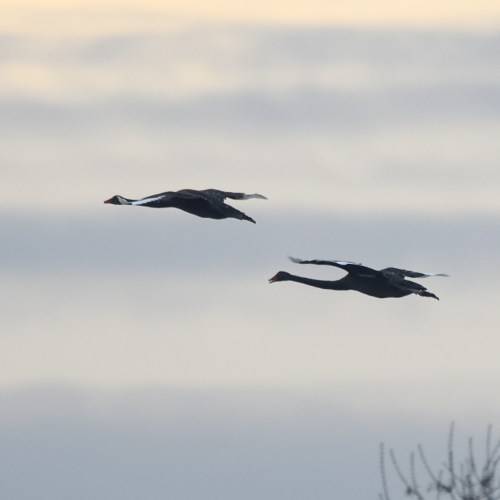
[2,17,500,500]
[2,26,500,212]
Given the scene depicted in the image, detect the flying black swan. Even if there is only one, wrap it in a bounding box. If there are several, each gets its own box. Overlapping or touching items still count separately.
[104,188,267,223]
[269,257,448,299]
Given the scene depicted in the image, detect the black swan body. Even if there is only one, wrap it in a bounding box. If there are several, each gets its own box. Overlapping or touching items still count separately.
[104,188,267,223]
[269,257,448,300]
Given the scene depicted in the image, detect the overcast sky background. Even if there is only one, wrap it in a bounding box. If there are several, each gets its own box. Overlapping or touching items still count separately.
[2,2,500,498]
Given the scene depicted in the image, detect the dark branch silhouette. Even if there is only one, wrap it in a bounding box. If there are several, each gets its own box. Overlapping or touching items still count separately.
[380,424,500,500]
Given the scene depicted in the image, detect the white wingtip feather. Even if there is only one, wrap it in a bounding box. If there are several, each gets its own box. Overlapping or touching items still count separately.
[242,193,267,200]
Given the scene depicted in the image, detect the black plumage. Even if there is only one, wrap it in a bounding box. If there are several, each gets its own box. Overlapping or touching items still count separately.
[104,188,267,223]
[269,257,448,299]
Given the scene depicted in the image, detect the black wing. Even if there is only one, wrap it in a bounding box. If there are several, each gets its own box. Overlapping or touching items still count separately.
[177,189,260,223]
[289,257,379,277]
[381,267,449,280]
[136,189,266,206]
[198,189,267,202]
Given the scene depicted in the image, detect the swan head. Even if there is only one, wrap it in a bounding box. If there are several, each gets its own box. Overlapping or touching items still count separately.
[268,271,291,283]
[104,195,129,205]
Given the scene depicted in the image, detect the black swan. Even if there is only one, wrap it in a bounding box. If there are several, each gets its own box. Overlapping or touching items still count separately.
[104,188,267,223]
[269,257,448,299]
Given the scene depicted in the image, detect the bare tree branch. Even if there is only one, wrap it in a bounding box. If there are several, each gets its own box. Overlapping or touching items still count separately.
[380,425,500,500]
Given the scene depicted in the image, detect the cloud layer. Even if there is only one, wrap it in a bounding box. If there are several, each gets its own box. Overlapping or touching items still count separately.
[3,21,500,499]
[1,26,500,211]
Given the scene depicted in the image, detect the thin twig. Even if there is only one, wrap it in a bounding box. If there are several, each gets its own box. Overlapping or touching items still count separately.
[410,452,425,499]
[390,448,422,497]
[380,443,391,500]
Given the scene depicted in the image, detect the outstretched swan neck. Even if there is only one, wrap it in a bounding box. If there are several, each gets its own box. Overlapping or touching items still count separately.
[269,272,349,290]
